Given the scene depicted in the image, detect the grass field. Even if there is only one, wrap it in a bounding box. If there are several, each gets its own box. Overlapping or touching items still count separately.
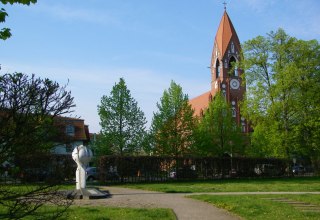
[188,194,320,220]
[0,205,176,220]
[2,177,320,219]
[0,184,176,220]
[121,177,320,193]
[65,206,176,220]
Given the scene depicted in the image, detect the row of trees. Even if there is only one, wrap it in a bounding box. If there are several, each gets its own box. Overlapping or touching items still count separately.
[95,29,320,170]
[95,79,245,158]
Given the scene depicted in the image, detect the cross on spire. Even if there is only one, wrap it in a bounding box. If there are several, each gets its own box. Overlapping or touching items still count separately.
[223,1,227,10]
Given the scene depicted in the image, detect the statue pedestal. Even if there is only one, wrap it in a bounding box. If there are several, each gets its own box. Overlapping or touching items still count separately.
[72,188,109,200]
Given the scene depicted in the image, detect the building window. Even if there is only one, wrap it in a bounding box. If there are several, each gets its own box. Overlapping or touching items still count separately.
[229,56,238,76]
[242,122,246,132]
[231,42,235,53]
[222,89,226,97]
[232,107,236,117]
[66,125,75,136]
[216,59,220,78]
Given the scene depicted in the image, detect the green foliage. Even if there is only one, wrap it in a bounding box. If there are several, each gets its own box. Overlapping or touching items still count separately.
[97,78,147,156]
[0,73,75,164]
[195,92,244,157]
[241,29,320,163]
[0,0,37,40]
[0,73,74,220]
[150,81,195,156]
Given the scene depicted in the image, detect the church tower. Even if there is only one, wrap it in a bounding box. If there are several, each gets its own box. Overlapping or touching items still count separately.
[189,7,248,132]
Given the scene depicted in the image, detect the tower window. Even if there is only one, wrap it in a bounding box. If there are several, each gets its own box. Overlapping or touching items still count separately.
[216,59,220,78]
[232,107,236,117]
[231,42,235,53]
[228,56,238,77]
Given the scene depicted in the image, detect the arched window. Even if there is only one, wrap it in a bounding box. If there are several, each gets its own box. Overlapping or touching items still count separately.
[231,42,235,53]
[228,56,238,77]
[232,107,236,117]
[216,59,220,78]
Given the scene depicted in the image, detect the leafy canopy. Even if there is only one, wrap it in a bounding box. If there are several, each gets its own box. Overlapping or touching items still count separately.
[240,29,320,161]
[195,92,244,157]
[97,78,147,156]
[150,81,195,156]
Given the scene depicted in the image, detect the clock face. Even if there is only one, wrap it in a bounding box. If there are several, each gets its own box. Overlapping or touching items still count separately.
[230,79,240,89]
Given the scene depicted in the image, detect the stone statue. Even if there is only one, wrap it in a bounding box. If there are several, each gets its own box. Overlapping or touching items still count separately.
[72,145,93,190]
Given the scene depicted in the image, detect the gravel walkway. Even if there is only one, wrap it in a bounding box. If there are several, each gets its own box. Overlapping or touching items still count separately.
[73,186,240,220]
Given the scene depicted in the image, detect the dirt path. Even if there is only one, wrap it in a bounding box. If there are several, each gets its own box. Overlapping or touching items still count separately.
[73,186,240,220]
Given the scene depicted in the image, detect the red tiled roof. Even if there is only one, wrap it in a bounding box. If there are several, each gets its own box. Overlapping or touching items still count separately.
[189,91,212,117]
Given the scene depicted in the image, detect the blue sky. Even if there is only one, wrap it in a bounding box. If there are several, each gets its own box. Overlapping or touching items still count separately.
[1,0,319,133]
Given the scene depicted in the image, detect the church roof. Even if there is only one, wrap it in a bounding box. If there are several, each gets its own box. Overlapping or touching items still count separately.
[215,10,240,58]
[189,91,212,117]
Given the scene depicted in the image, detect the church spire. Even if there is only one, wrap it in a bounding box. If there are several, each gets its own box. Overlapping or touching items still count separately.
[212,10,240,61]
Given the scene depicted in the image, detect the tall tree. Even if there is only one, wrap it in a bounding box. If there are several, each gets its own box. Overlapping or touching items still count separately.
[0,0,37,40]
[98,78,147,156]
[241,29,320,164]
[195,92,243,157]
[150,81,195,156]
[0,73,75,163]
[0,72,74,219]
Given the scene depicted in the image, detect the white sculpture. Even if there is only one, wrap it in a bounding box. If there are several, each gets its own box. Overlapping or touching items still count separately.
[72,145,93,190]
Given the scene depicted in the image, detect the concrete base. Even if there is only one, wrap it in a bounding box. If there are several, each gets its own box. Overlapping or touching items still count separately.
[72,188,109,200]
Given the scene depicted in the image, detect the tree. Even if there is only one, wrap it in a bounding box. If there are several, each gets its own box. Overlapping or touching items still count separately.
[97,78,147,156]
[0,0,37,40]
[240,29,320,165]
[195,92,243,157]
[150,81,195,156]
[0,72,74,219]
[0,72,75,164]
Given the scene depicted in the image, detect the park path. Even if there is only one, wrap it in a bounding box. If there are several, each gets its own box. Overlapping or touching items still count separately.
[73,186,240,220]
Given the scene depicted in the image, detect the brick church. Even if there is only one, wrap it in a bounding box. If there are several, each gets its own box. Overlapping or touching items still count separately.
[189,8,249,133]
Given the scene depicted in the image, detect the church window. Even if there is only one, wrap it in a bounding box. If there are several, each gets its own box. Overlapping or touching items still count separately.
[231,42,235,53]
[228,56,238,77]
[216,59,220,78]
[232,107,236,117]
[242,122,246,132]
[222,89,226,97]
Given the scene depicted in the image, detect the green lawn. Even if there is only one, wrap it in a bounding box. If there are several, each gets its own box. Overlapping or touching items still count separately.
[188,194,320,220]
[0,184,175,220]
[121,177,320,193]
[66,206,176,220]
[0,205,176,220]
